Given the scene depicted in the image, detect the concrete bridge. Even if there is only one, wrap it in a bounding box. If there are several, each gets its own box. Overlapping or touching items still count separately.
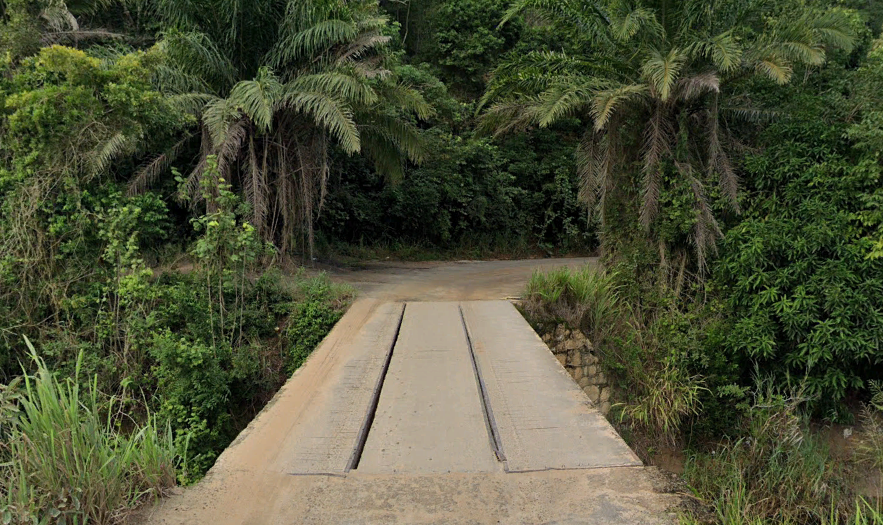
[141,259,677,524]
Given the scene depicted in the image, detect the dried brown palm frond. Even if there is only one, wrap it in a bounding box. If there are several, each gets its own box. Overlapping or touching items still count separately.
[128,133,195,196]
[640,103,673,229]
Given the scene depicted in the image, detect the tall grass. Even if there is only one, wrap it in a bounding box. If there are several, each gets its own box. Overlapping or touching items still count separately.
[522,265,622,348]
[618,361,706,446]
[857,381,883,472]
[683,384,881,525]
[0,341,176,524]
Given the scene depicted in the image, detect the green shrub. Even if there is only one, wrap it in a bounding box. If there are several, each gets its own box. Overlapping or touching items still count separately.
[716,112,883,410]
[284,272,353,373]
[148,332,231,482]
[418,0,523,96]
[320,125,594,257]
[0,344,176,524]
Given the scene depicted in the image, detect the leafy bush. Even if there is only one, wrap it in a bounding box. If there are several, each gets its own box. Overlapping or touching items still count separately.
[0,346,176,524]
[0,45,190,373]
[417,0,522,96]
[148,332,230,481]
[321,125,593,257]
[284,272,352,373]
[716,108,883,409]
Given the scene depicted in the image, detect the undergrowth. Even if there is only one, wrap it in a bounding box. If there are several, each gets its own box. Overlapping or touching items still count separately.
[521,263,883,525]
[0,343,176,524]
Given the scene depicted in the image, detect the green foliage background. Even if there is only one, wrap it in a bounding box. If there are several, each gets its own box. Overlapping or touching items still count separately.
[0,0,882,522]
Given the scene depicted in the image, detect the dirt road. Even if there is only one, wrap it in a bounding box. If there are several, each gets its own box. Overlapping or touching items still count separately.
[323,257,596,301]
[139,258,679,524]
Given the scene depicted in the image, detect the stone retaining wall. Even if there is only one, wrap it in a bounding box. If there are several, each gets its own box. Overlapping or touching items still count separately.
[541,325,612,416]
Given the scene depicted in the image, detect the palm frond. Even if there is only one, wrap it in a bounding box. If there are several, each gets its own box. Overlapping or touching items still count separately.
[721,105,778,123]
[229,68,283,132]
[775,41,826,66]
[268,19,358,68]
[591,84,645,131]
[755,55,793,84]
[357,112,425,165]
[608,6,659,41]
[242,136,268,234]
[375,82,434,121]
[536,79,599,127]
[152,64,213,95]
[811,11,855,52]
[41,4,79,32]
[677,72,719,100]
[640,105,672,228]
[288,71,378,106]
[215,118,249,178]
[680,162,722,274]
[335,32,390,64]
[641,47,687,101]
[358,130,405,183]
[478,100,543,137]
[501,0,610,42]
[158,29,237,90]
[481,51,619,112]
[41,29,125,44]
[708,95,740,213]
[575,129,605,214]
[90,132,137,175]
[203,97,240,148]
[689,31,742,73]
[165,93,217,116]
[128,133,195,195]
[282,90,360,154]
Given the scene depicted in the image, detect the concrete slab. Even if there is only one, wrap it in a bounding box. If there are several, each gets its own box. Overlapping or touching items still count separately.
[461,300,642,472]
[140,465,677,525]
[260,300,404,475]
[358,302,499,474]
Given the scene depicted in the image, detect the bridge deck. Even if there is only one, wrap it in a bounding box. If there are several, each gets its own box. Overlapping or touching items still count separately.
[207,299,639,477]
[358,302,499,473]
[462,301,641,472]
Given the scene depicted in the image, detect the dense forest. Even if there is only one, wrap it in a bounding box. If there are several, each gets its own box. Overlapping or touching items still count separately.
[1,0,882,522]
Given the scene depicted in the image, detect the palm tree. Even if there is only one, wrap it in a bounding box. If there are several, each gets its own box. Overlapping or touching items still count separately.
[131,0,432,257]
[480,0,855,271]
[0,0,131,56]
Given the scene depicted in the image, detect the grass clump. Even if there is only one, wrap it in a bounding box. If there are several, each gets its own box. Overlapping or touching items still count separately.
[0,342,176,524]
[683,383,883,525]
[522,264,622,348]
[857,381,883,473]
[685,389,845,523]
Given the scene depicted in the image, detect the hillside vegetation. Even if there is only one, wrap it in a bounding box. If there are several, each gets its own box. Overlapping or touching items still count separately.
[1,0,882,522]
